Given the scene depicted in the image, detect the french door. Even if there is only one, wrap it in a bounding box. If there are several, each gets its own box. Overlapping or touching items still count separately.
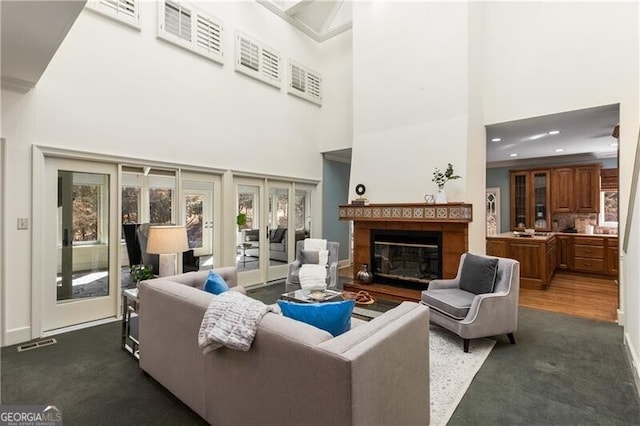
[235,178,316,286]
[266,182,291,281]
[236,178,265,285]
[43,158,119,332]
[182,173,220,266]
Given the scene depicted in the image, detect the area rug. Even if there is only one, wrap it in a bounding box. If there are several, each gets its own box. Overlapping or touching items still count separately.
[353,307,495,425]
[429,324,496,425]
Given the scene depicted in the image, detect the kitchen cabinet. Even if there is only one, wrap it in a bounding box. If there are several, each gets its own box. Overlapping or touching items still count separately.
[510,170,551,231]
[546,238,557,284]
[486,233,555,289]
[606,238,619,275]
[551,168,574,213]
[572,235,617,275]
[556,235,573,270]
[574,165,601,213]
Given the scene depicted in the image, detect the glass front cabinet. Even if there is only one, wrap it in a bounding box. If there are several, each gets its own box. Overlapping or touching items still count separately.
[509,170,551,231]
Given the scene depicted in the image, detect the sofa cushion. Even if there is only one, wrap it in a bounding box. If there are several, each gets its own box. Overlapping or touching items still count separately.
[277,299,355,336]
[459,253,498,295]
[300,249,320,265]
[244,229,259,242]
[421,288,475,320]
[203,271,229,295]
[300,249,329,267]
[271,227,287,243]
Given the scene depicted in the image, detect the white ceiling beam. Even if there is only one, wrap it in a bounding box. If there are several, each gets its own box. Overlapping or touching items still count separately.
[319,20,353,42]
[320,0,342,34]
[284,0,315,16]
[256,0,322,42]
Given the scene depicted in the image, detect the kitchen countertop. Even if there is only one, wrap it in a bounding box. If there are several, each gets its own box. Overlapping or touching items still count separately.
[487,231,618,240]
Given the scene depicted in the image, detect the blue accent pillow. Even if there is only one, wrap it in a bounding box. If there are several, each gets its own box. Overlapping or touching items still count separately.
[277,299,355,336]
[203,271,229,295]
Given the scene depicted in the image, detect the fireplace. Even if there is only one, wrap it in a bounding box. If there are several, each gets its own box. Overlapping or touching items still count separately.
[339,202,472,302]
[371,230,442,290]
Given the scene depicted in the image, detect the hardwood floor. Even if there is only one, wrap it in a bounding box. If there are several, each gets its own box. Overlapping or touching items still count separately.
[519,271,618,322]
[340,265,619,323]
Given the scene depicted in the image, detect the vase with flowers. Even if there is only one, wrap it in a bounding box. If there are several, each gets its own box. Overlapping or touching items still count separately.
[432,163,461,204]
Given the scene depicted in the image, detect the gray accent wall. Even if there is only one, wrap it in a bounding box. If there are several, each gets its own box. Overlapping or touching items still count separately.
[323,158,351,261]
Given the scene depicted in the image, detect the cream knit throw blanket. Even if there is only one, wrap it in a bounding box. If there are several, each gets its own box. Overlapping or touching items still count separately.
[299,238,329,289]
[198,291,274,354]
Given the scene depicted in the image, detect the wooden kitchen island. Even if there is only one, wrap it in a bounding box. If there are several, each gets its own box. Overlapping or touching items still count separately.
[487,232,556,289]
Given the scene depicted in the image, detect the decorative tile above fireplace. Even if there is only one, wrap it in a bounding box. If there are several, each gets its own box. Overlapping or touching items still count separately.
[339,202,472,223]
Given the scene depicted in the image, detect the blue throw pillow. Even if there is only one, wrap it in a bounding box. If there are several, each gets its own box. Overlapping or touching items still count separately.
[203,271,229,295]
[277,299,355,336]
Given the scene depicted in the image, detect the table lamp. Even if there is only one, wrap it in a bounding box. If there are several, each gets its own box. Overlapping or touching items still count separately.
[146,225,189,277]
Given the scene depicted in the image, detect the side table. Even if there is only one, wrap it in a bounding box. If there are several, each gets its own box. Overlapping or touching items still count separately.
[122,288,139,359]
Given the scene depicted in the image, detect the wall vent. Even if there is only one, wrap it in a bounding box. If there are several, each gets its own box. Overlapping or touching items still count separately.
[288,60,322,106]
[157,1,224,65]
[235,31,281,89]
[17,338,57,352]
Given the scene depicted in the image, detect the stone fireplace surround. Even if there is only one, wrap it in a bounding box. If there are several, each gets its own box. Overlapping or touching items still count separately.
[339,203,472,301]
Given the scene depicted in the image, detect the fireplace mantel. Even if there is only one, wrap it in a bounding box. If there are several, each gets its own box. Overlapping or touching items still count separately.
[338,202,472,302]
[338,203,473,223]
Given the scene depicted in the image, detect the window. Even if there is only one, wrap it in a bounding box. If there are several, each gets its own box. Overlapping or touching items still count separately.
[288,60,322,106]
[599,190,618,228]
[157,0,224,64]
[122,168,176,226]
[69,172,109,245]
[73,184,99,242]
[85,0,140,30]
[122,187,140,224]
[235,31,281,89]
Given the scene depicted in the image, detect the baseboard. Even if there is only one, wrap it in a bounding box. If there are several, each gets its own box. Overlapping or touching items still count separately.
[3,326,32,347]
[624,331,640,400]
[618,309,626,326]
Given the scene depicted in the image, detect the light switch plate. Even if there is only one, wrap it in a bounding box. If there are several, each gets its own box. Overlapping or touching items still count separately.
[17,218,29,230]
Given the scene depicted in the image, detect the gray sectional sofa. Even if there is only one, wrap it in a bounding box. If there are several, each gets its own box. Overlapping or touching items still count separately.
[138,267,430,426]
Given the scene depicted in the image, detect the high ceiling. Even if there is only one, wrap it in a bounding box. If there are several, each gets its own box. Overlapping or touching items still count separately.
[257,0,352,42]
[1,0,86,93]
[486,104,619,167]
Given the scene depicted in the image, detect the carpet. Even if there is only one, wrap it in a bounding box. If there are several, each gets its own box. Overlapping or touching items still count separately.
[354,306,496,426]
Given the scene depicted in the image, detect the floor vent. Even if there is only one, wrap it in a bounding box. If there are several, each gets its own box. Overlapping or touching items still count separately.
[17,338,57,352]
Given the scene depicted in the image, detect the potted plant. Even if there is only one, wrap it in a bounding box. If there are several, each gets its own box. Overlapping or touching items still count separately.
[130,264,153,284]
[236,213,247,229]
[432,163,461,203]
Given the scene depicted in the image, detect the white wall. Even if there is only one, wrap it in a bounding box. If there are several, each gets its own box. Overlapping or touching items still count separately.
[319,30,353,153]
[36,2,330,176]
[2,89,37,344]
[350,2,469,206]
[480,1,639,379]
[1,1,352,345]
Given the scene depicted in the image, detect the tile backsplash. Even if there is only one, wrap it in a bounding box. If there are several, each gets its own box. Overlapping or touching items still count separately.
[552,213,618,234]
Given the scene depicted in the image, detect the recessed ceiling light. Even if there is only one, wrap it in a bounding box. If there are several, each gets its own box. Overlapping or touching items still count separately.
[548,130,561,135]
[610,142,619,147]
[509,153,518,157]
[491,137,502,142]
[554,148,564,153]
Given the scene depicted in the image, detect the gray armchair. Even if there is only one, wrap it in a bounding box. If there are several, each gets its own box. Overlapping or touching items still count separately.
[285,240,340,292]
[421,253,520,352]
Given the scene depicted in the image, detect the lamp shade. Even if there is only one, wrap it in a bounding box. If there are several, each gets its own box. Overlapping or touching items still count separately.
[146,225,189,254]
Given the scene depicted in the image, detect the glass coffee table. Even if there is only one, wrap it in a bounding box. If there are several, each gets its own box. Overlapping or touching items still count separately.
[281,288,344,303]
